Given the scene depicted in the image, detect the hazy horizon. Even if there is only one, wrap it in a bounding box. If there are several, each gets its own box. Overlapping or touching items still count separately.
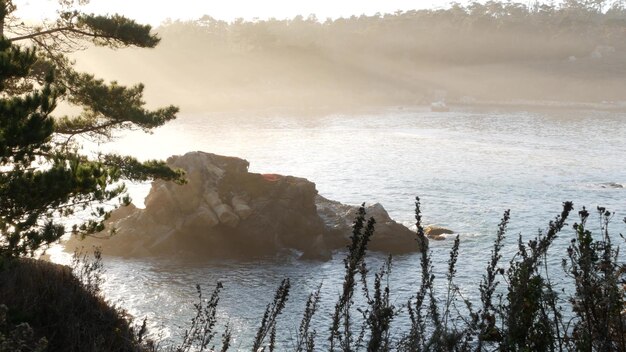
[19,0,472,25]
[68,1,626,113]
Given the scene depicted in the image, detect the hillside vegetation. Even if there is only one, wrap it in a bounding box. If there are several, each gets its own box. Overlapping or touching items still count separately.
[74,1,626,111]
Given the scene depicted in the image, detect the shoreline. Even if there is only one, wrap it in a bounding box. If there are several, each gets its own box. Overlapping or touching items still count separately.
[448,99,626,113]
[178,99,626,116]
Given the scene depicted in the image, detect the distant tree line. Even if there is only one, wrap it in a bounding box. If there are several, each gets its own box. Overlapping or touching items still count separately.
[156,0,626,65]
[71,0,626,110]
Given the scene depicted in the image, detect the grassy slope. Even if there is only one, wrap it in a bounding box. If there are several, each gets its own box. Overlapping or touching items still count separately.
[0,258,141,352]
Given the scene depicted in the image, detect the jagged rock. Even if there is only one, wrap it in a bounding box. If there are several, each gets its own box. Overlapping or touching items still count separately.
[65,151,423,260]
[315,196,418,253]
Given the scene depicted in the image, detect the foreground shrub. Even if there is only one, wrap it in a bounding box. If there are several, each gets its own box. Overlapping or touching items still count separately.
[165,197,625,351]
[2,197,625,351]
[0,253,146,351]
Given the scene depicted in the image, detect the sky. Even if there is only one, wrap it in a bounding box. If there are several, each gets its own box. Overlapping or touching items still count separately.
[15,0,470,26]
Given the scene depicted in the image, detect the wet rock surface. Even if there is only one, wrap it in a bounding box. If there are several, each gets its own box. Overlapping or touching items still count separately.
[599,182,624,189]
[65,151,423,260]
[424,225,454,241]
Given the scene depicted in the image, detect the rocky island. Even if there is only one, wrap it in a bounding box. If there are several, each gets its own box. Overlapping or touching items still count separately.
[65,151,423,260]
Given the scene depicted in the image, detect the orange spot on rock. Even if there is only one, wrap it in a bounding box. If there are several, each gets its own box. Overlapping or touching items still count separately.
[262,173,282,182]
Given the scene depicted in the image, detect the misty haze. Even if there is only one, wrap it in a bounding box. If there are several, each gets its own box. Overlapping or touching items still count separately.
[1,1,626,351]
[75,3,626,112]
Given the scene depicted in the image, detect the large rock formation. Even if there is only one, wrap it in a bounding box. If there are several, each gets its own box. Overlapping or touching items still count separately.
[65,152,423,260]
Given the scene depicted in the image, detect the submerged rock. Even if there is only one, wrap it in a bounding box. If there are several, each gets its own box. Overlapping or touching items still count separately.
[599,182,624,189]
[424,225,454,241]
[65,151,423,260]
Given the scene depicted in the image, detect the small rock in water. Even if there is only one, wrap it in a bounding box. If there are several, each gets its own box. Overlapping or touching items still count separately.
[599,182,624,189]
[424,225,454,240]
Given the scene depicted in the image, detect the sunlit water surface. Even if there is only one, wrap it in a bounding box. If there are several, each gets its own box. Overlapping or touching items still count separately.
[52,107,626,348]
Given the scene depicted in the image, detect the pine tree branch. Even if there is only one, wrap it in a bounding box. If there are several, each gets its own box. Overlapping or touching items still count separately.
[8,26,118,43]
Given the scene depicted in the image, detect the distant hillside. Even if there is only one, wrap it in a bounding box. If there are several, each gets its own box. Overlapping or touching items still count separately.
[73,1,626,112]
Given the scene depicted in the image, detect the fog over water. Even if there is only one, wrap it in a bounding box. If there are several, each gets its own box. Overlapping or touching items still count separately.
[71,2,626,113]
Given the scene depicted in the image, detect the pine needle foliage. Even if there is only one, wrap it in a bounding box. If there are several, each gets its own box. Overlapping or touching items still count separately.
[0,0,184,258]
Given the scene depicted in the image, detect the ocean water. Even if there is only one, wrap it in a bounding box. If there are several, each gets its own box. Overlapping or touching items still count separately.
[53,106,626,348]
